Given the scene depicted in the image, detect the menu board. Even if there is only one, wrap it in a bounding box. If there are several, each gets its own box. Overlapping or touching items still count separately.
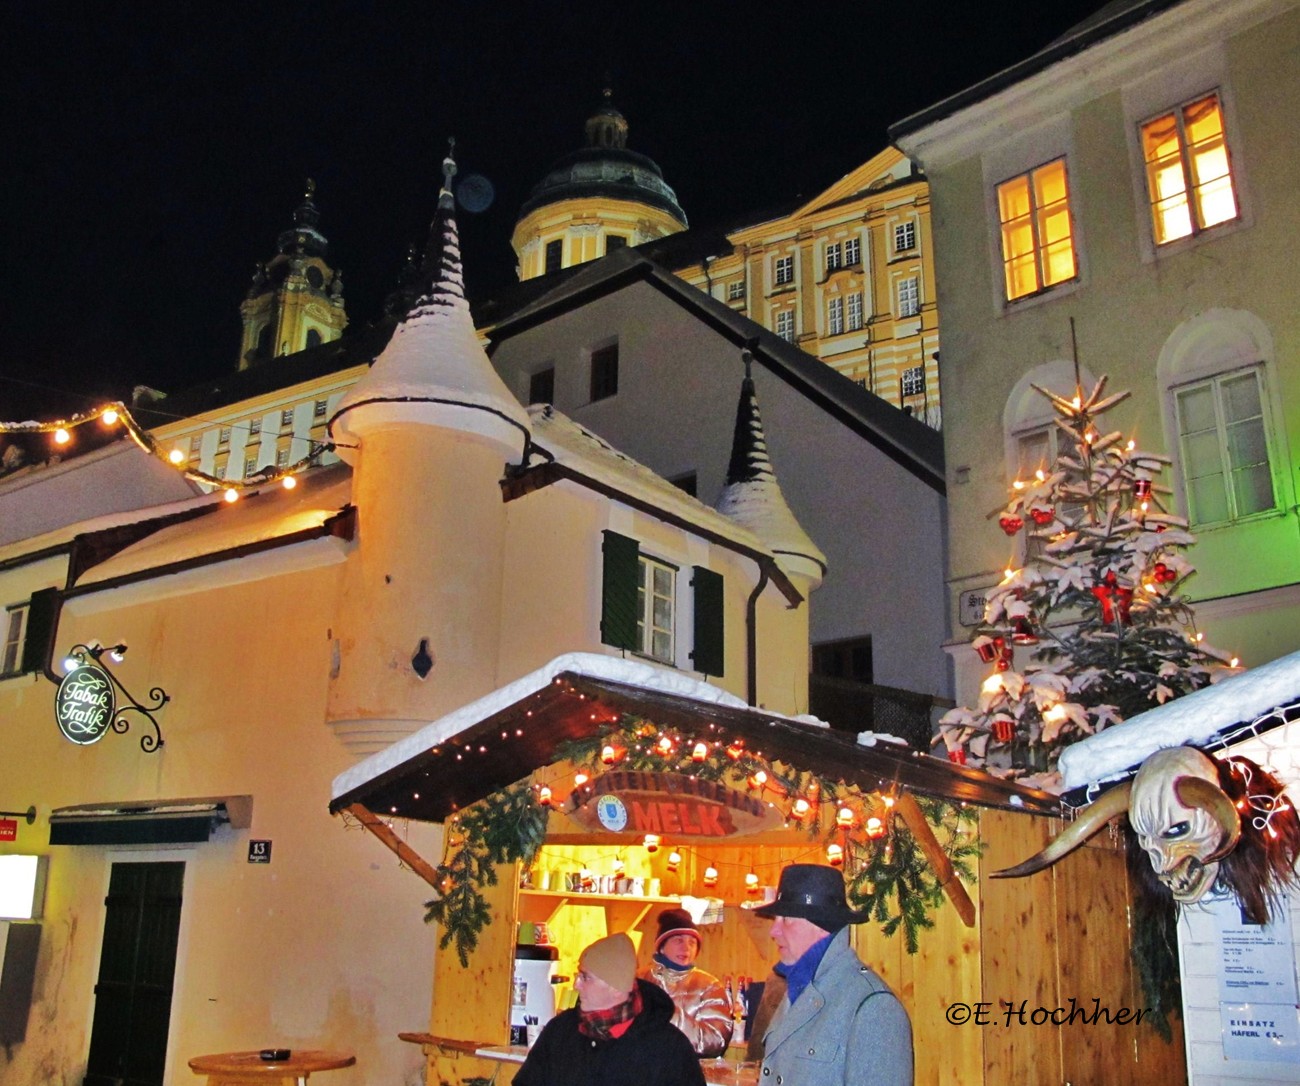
[1212,894,1300,1064]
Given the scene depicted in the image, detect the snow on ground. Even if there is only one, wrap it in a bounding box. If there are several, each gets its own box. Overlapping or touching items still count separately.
[1059,648,1300,788]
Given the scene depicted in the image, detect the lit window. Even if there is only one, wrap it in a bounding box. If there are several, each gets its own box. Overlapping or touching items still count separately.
[846,292,863,332]
[901,366,925,397]
[280,409,295,428]
[826,243,842,272]
[1,606,26,676]
[313,400,327,419]
[590,344,619,402]
[893,222,916,252]
[1141,92,1238,246]
[249,418,261,436]
[774,256,794,286]
[1174,368,1275,525]
[897,277,920,318]
[727,280,746,300]
[637,556,675,664]
[218,427,231,446]
[996,158,1077,301]
[843,237,860,265]
[244,457,257,478]
[276,447,290,468]
[775,309,795,342]
[827,296,844,336]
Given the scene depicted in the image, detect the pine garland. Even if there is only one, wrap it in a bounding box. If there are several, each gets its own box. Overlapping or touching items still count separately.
[423,781,550,966]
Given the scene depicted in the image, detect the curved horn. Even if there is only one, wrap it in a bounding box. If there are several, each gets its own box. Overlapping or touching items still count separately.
[991,781,1133,879]
[1175,776,1243,862]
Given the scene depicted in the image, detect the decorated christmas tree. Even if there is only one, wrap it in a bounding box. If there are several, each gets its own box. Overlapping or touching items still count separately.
[939,372,1236,778]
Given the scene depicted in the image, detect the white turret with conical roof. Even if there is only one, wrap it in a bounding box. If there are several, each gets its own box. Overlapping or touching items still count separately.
[716,351,826,590]
[325,145,529,753]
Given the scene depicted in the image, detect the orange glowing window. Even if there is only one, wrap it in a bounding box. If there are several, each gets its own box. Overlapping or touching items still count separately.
[996,159,1077,301]
[1141,92,1238,246]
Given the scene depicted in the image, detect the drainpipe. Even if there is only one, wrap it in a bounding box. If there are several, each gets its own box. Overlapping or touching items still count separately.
[745,561,770,707]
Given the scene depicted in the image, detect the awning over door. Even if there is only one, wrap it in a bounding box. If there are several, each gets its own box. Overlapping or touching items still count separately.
[49,795,253,846]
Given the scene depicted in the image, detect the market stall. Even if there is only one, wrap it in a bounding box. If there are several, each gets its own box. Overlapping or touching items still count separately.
[330,653,1181,1085]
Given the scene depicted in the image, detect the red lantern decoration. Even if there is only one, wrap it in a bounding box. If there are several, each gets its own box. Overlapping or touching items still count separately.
[826,843,844,866]
[538,786,552,806]
[999,515,1025,536]
[1133,478,1152,500]
[601,745,618,765]
[691,742,709,762]
[946,747,967,766]
[865,816,886,839]
[992,718,1015,744]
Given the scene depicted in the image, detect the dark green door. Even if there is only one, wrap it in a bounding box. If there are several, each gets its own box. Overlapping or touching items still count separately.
[84,862,184,1086]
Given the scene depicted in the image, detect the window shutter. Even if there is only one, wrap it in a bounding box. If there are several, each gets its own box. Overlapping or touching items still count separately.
[21,587,58,675]
[691,566,724,676]
[600,532,639,651]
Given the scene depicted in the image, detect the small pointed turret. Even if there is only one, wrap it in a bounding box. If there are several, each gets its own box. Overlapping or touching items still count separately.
[329,144,530,465]
[716,351,825,587]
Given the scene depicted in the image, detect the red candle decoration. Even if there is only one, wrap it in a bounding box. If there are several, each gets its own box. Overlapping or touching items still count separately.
[1010,617,1039,645]
[946,747,968,766]
[999,515,1025,536]
[1133,478,1152,500]
[992,718,1015,743]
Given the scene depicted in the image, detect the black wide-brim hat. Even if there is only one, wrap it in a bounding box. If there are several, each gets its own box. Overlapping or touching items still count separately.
[753,864,870,931]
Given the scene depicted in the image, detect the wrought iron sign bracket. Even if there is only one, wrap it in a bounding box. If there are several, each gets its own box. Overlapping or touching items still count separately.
[55,643,169,753]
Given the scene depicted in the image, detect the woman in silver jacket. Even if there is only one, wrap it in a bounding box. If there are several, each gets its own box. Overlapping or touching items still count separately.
[639,907,734,1058]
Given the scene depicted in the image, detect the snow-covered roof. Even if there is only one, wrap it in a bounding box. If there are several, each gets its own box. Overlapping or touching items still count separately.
[329,178,529,461]
[75,465,352,585]
[1059,649,1300,789]
[527,405,773,557]
[715,372,825,583]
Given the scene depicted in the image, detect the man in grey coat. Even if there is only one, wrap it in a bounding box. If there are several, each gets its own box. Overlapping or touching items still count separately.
[753,864,912,1086]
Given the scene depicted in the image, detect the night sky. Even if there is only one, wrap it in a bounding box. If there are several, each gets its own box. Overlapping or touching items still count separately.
[3,0,1109,420]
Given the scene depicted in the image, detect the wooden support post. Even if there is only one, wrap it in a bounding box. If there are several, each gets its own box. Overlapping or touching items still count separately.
[345,802,442,889]
[894,791,976,927]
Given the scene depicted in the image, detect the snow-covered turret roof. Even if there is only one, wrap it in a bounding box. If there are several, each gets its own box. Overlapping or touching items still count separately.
[328,147,529,463]
[1059,649,1300,790]
[715,357,825,586]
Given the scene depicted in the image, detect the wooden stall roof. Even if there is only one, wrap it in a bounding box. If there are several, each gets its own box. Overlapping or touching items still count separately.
[329,670,1060,821]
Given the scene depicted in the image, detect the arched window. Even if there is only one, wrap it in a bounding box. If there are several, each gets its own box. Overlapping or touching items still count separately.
[1157,310,1283,526]
[1003,359,1100,481]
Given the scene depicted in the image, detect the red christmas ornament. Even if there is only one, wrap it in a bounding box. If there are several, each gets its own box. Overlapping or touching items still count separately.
[1091,571,1134,625]
[1010,617,1039,645]
[1029,506,1055,526]
[992,718,1015,744]
[975,636,1004,664]
[947,747,967,766]
[999,515,1025,536]
[1133,478,1152,500]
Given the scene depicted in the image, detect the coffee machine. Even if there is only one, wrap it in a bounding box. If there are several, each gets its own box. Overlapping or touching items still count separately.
[509,943,559,1046]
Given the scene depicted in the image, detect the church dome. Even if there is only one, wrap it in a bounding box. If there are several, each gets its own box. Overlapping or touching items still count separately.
[518,92,687,227]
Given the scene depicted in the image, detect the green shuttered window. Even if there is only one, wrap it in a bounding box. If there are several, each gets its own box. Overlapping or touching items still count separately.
[600,531,640,651]
[691,566,724,676]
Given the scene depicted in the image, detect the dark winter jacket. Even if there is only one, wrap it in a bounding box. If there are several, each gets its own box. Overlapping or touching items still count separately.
[514,978,708,1086]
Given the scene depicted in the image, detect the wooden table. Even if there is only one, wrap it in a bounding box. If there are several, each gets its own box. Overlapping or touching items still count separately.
[187,1049,355,1086]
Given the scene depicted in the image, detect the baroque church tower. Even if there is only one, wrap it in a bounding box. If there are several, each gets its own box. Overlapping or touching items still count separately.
[238,180,347,369]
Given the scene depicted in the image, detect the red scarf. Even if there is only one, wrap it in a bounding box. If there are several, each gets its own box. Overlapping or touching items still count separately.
[578,983,643,1041]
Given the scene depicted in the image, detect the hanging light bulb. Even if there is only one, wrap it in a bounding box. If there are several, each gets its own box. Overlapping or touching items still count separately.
[657,735,673,756]
[62,654,80,673]
[749,769,768,790]
[791,798,811,819]
[865,816,885,839]
[692,741,709,762]
[574,771,589,787]
[643,834,660,853]
[726,742,744,760]
[101,408,119,426]
[882,795,895,810]
[282,475,297,490]
[836,806,854,828]
[612,856,625,875]
[703,864,718,887]
[168,448,185,464]
[224,488,239,503]
[54,428,70,445]
[667,850,682,872]
[538,786,552,807]
[826,843,844,866]
[601,745,617,765]
[745,870,759,894]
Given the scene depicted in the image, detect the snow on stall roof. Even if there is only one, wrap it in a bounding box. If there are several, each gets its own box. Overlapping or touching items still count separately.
[76,464,353,584]
[331,651,901,801]
[527,405,771,555]
[1059,649,1300,789]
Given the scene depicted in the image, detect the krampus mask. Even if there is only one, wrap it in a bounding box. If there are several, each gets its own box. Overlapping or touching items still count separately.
[994,746,1241,904]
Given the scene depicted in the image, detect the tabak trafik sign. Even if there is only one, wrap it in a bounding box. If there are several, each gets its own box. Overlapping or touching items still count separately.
[55,663,116,745]
[567,770,784,837]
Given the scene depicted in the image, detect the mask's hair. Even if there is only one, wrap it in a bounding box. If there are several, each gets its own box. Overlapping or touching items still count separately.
[1125,750,1300,925]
